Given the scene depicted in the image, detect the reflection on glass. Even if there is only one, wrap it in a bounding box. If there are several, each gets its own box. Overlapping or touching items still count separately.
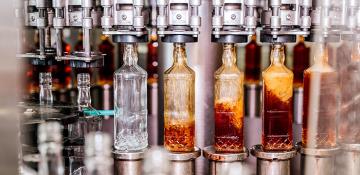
[262,43,293,151]
[214,43,244,153]
[302,43,339,148]
[339,41,360,144]
[164,43,195,152]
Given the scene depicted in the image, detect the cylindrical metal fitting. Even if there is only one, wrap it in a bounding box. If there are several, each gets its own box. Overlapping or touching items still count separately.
[244,83,262,118]
[166,147,201,175]
[203,146,249,175]
[113,149,146,175]
[300,145,340,175]
[251,145,297,175]
[337,143,360,175]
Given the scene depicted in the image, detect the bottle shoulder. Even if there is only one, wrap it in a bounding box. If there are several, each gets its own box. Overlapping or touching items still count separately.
[115,65,147,76]
[305,63,336,73]
[164,64,195,76]
[263,64,293,76]
[214,65,243,79]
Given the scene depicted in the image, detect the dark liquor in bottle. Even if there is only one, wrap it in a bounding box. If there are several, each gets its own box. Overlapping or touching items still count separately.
[262,43,293,151]
[245,35,261,84]
[214,101,244,152]
[293,36,310,87]
[98,35,115,85]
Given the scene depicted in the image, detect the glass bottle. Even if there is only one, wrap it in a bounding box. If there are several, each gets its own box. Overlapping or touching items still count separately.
[39,72,53,105]
[293,36,310,88]
[114,43,148,151]
[77,73,91,109]
[245,35,261,84]
[214,43,244,153]
[98,35,115,85]
[75,32,84,52]
[164,43,195,152]
[338,41,360,144]
[262,43,293,151]
[38,122,64,175]
[85,132,113,175]
[302,43,339,148]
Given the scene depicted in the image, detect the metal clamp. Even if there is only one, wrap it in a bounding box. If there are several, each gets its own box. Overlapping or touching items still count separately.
[166,147,201,175]
[113,149,147,175]
[250,144,297,175]
[299,143,340,175]
[203,146,249,175]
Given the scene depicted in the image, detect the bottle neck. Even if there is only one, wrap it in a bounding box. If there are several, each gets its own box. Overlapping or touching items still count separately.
[313,43,329,65]
[123,43,138,66]
[77,73,91,108]
[270,43,285,65]
[39,72,53,105]
[222,43,237,66]
[351,41,360,62]
[173,43,187,65]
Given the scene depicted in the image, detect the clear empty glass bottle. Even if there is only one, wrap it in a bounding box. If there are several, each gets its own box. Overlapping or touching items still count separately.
[302,43,339,148]
[164,43,195,152]
[38,122,64,175]
[39,72,53,105]
[114,43,148,151]
[262,43,293,151]
[85,132,113,175]
[77,73,91,109]
[214,43,244,153]
[339,41,360,144]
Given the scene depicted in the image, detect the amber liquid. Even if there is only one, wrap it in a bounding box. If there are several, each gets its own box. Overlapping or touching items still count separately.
[263,84,293,151]
[214,102,244,153]
[245,39,261,84]
[164,119,195,152]
[98,38,115,84]
[302,71,338,148]
[293,42,310,87]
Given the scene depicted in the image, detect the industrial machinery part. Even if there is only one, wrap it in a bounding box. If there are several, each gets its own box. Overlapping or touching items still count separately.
[251,144,297,175]
[203,146,249,175]
[156,0,201,43]
[166,147,201,175]
[113,149,146,175]
[211,0,257,43]
[101,0,149,43]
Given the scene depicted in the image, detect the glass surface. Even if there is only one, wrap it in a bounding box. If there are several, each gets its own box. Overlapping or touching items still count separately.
[293,36,310,88]
[262,43,293,151]
[114,44,148,151]
[214,43,244,153]
[245,35,261,84]
[39,72,53,105]
[302,43,339,148]
[164,43,195,152]
[338,41,360,144]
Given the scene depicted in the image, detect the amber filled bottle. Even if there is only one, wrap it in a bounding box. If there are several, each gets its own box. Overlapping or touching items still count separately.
[164,43,195,152]
[339,41,360,144]
[214,43,244,153]
[245,35,261,84]
[98,35,115,85]
[262,43,293,151]
[293,36,310,88]
[302,43,339,148]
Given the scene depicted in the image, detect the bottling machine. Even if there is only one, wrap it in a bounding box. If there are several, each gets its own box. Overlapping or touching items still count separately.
[15,0,360,175]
